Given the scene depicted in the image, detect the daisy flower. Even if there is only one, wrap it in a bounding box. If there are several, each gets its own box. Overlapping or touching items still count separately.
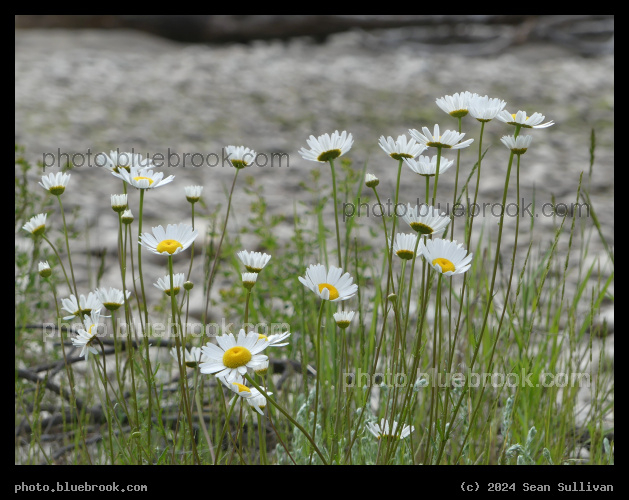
[497,110,554,129]
[60,292,103,320]
[223,379,272,416]
[121,209,134,224]
[225,145,257,169]
[111,166,174,190]
[435,91,479,118]
[365,173,380,188]
[333,310,355,329]
[249,358,269,375]
[299,130,353,163]
[298,264,358,302]
[366,419,414,440]
[468,95,507,122]
[391,233,421,261]
[500,135,533,155]
[154,273,185,296]
[38,261,51,278]
[422,238,473,276]
[402,204,450,235]
[96,287,131,311]
[242,272,258,290]
[378,135,426,161]
[170,346,207,368]
[71,310,104,359]
[97,150,153,173]
[110,194,128,213]
[256,331,291,347]
[22,213,47,236]
[404,155,454,177]
[237,250,271,273]
[199,329,269,383]
[39,172,71,196]
[184,185,203,203]
[409,124,474,149]
[139,223,198,256]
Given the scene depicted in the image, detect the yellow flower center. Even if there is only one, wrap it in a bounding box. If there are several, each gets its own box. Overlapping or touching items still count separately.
[156,239,183,254]
[258,334,269,341]
[223,346,252,368]
[432,258,455,273]
[232,382,251,393]
[133,176,154,186]
[318,283,340,300]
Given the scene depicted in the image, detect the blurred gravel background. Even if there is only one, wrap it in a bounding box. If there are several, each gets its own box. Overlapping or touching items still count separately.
[15,16,613,322]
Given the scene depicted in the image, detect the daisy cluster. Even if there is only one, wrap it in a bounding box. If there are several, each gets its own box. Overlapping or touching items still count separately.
[296,91,552,440]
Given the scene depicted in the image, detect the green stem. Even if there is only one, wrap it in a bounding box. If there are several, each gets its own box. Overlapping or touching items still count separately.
[329,159,343,269]
[56,195,79,298]
[245,374,329,465]
[309,300,326,464]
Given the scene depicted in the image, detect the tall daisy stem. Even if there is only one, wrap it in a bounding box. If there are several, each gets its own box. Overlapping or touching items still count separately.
[309,300,326,464]
[168,255,200,464]
[329,159,343,269]
[245,374,329,465]
[55,195,79,298]
[203,169,240,328]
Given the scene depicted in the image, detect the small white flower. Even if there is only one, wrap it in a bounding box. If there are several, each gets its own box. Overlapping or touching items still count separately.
[225,145,257,169]
[121,209,134,224]
[409,124,474,149]
[170,346,207,368]
[422,238,473,276]
[390,232,421,261]
[500,135,533,155]
[497,110,554,129]
[222,380,272,416]
[71,310,105,359]
[333,310,355,329]
[111,166,175,190]
[22,213,47,236]
[256,331,291,347]
[61,292,103,320]
[184,185,203,203]
[38,261,51,278]
[298,264,358,302]
[468,95,507,122]
[366,418,414,440]
[435,91,479,118]
[402,204,450,235]
[249,357,269,375]
[299,130,353,163]
[365,173,380,188]
[39,172,71,196]
[237,250,271,273]
[110,194,128,212]
[378,135,426,161]
[96,150,153,173]
[242,272,258,290]
[404,155,454,177]
[96,287,131,311]
[153,273,185,296]
[139,223,198,256]
[199,329,270,383]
